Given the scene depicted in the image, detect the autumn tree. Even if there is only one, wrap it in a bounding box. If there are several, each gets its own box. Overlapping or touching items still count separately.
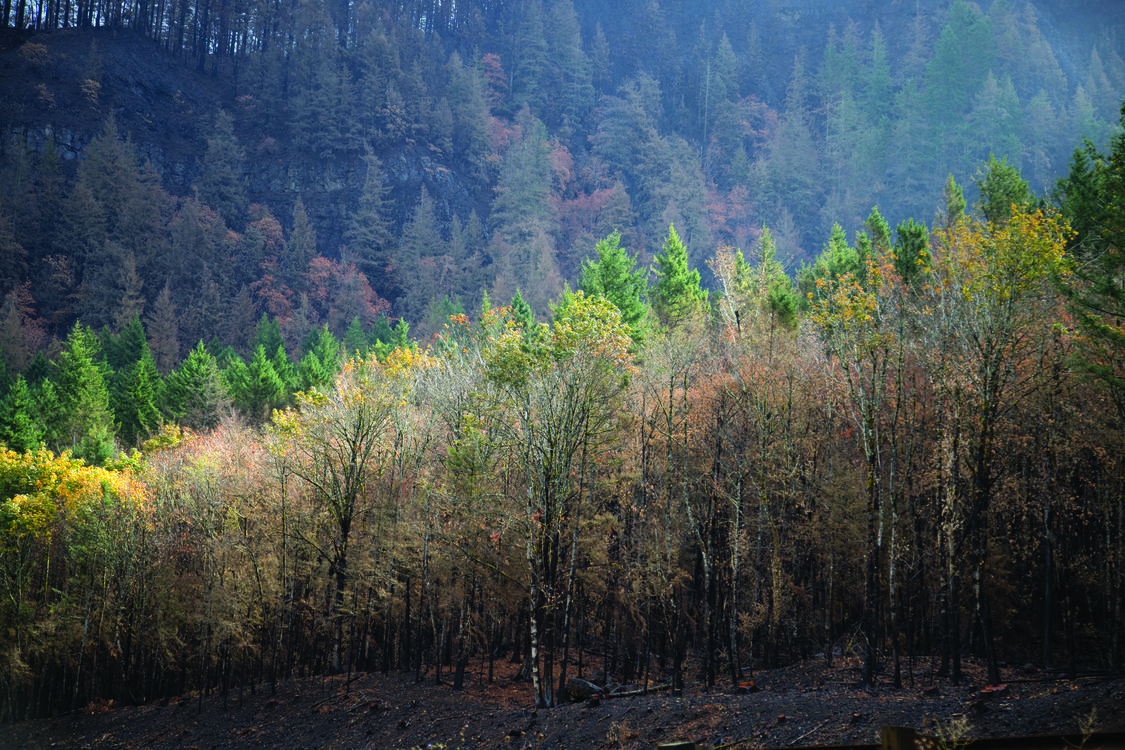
[271,347,432,673]
[921,204,1071,684]
[484,291,633,707]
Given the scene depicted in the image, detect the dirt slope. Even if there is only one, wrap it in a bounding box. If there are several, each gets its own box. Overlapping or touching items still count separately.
[3,657,1122,749]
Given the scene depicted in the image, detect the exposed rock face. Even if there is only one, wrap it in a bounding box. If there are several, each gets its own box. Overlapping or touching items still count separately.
[0,28,478,255]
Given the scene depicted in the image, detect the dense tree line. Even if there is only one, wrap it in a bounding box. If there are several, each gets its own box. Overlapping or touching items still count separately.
[3,1,1124,338]
[2,101,1124,718]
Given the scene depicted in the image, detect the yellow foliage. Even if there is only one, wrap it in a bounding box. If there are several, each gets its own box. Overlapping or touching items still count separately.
[0,446,148,546]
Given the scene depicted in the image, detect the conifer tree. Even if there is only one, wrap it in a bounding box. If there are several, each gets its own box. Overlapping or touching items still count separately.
[195,110,248,229]
[0,375,44,452]
[283,195,317,294]
[578,230,649,344]
[344,148,395,299]
[343,316,369,357]
[165,341,228,430]
[509,288,538,340]
[939,173,968,232]
[115,345,161,448]
[53,322,115,464]
[976,155,1032,225]
[226,345,285,423]
[894,219,931,286]
[651,224,708,326]
[145,282,180,374]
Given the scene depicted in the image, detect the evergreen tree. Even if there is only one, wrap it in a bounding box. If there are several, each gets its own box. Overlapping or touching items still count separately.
[195,110,248,229]
[894,219,931,286]
[1057,101,1125,408]
[250,313,287,360]
[651,223,708,326]
[53,322,115,464]
[755,228,800,330]
[940,173,968,232]
[297,325,341,392]
[344,148,395,299]
[226,345,285,423]
[509,288,538,340]
[976,154,1032,225]
[114,345,161,448]
[510,0,548,114]
[165,341,228,430]
[578,230,649,344]
[397,186,445,322]
[145,282,180,374]
[283,195,317,294]
[342,316,369,357]
[0,374,44,452]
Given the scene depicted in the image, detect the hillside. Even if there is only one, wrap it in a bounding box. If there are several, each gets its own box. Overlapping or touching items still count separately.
[2,0,1125,731]
[3,1,1125,334]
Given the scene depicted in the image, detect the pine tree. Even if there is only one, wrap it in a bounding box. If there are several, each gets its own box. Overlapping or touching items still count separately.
[145,282,180,374]
[975,154,1032,225]
[250,313,287,360]
[894,219,931,286]
[226,345,285,423]
[53,322,116,464]
[939,173,967,232]
[165,341,228,430]
[297,325,341,392]
[344,148,395,298]
[578,230,649,344]
[342,316,369,357]
[651,224,708,326]
[509,288,539,341]
[195,109,248,229]
[114,345,161,448]
[283,195,317,294]
[0,374,44,452]
[755,228,800,330]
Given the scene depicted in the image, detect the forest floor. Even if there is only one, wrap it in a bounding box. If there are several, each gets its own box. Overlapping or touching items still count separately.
[3,656,1122,749]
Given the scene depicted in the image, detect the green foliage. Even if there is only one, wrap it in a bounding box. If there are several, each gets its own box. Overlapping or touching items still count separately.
[894,218,930,285]
[164,340,228,430]
[798,223,861,305]
[975,154,1032,225]
[112,336,163,449]
[226,345,286,423]
[756,230,800,330]
[250,313,287,362]
[53,323,116,464]
[509,289,538,341]
[578,230,650,344]
[1056,101,1125,406]
[343,316,369,357]
[0,375,44,452]
[651,223,707,326]
[345,149,395,298]
[194,109,247,229]
[940,173,967,231]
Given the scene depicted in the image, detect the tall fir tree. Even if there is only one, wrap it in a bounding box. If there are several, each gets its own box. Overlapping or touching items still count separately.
[195,109,248,229]
[165,341,228,430]
[578,230,649,344]
[52,322,115,464]
[0,374,44,452]
[651,223,707,326]
[344,148,395,299]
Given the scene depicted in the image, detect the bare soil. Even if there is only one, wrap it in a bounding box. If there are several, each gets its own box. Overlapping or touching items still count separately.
[3,657,1122,749]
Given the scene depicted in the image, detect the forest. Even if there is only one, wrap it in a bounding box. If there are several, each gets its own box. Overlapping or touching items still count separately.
[1,0,1125,723]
